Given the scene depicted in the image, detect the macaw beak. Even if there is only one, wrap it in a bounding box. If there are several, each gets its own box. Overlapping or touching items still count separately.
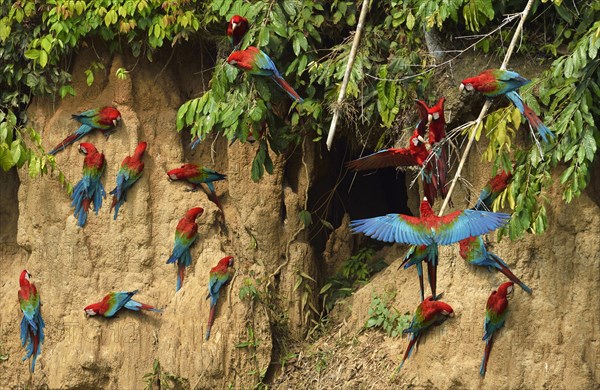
[459,83,465,93]
[232,22,238,30]
[427,114,433,124]
[449,312,455,317]
[112,119,118,126]
[417,135,427,144]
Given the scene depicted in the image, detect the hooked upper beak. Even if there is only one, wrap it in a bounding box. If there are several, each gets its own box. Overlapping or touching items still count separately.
[459,84,465,93]
[449,312,455,317]
[427,114,433,124]
[417,135,427,144]
[232,22,238,30]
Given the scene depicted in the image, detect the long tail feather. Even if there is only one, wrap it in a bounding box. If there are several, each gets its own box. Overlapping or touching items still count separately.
[426,260,437,299]
[490,254,532,294]
[480,336,494,376]
[206,305,217,340]
[417,263,425,302]
[48,133,83,155]
[270,75,304,103]
[505,91,554,143]
[397,333,421,371]
[176,263,185,292]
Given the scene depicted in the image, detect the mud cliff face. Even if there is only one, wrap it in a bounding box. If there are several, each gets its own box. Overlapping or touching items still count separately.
[0,47,598,390]
[0,48,315,389]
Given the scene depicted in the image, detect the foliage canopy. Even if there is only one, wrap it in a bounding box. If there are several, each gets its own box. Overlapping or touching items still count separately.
[0,0,598,239]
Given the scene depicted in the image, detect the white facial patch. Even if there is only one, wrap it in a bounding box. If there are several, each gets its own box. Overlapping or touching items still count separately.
[85,309,96,316]
[169,174,179,180]
[433,112,440,120]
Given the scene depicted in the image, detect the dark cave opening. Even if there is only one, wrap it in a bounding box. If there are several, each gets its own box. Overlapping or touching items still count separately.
[305,138,413,254]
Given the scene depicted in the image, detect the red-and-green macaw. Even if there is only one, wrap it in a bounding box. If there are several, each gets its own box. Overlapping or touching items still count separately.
[227,15,249,48]
[84,290,161,317]
[109,141,147,220]
[352,197,510,299]
[350,197,510,246]
[473,170,513,211]
[480,281,514,376]
[71,143,106,227]
[399,244,438,302]
[227,46,304,103]
[460,69,554,142]
[398,294,454,370]
[206,256,234,340]
[48,107,121,155]
[167,164,226,214]
[425,97,449,203]
[166,207,204,291]
[18,270,45,373]
[459,235,532,293]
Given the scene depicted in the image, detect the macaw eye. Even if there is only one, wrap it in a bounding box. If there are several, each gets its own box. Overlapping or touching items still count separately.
[432,113,440,120]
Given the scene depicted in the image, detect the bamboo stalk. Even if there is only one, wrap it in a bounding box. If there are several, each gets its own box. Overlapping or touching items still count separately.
[325,0,370,151]
[437,0,536,216]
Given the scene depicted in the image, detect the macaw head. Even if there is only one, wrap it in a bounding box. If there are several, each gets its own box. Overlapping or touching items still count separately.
[459,79,476,92]
[167,164,198,181]
[228,15,249,35]
[185,207,204,220]
[226,51,241,66]
[84,303,101,317]
[436,301,455,317]
[498,281,515,298]
[100,106,122,127]
[19,270,31,286]
[135,141,148,155]
[79,142,97,156]
[419,197,434,217]
[218,256,234,269]
[427,97,445,123]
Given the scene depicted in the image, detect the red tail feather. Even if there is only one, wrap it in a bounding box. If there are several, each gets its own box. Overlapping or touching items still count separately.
[110,195,118,212]
[271,75,303,103]
[427,262,437,298]
[49,133,80,155]
[206,305,216,340]
[139,303,156,311]
[480,336,494,376]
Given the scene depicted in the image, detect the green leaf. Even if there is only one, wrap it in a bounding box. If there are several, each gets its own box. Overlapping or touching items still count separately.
[299,210,312,227]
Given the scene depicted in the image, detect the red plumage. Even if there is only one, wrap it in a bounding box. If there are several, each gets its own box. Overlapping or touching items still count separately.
[96,107,122,128]
[460,70,498,94]
[489,171,512,193]
[177,207,204,237]
[226,15,249,47]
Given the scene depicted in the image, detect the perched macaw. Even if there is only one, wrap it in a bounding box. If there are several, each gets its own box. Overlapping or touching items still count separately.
[18,270,45,373]
[48,107,121,155]
[109,141,147,220]
[227,46,304,103]
[480,282,514,376]
[167,164,226,214]
[71,143,106,227]
[351,197,510,246]
[459,235,531,293]
[398,294,454,370]
[346,129,430,171]
[84,290,161,317]
[227,15,249,48]
[473,170,513,211]
[206,256,234,340]
[399,244,438,302]
[418,98,449,204]
[460,69,554,142]
[166,207,204,291]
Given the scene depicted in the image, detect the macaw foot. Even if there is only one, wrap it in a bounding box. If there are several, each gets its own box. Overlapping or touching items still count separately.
[184,187,199,193]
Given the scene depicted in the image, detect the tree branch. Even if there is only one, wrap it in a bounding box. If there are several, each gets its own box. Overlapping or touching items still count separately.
[325,0,370,151]
[437,0,536,216]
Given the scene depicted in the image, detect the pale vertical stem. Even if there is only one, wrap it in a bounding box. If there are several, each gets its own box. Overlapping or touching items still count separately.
[325,0,370,151]
[437,0,536,216]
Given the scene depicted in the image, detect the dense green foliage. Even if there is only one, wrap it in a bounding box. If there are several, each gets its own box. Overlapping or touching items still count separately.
[1,0,598,239]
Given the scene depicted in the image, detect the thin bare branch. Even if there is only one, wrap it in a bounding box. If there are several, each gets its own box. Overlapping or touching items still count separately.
[437,0,537,216]
[325,0,370,151]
